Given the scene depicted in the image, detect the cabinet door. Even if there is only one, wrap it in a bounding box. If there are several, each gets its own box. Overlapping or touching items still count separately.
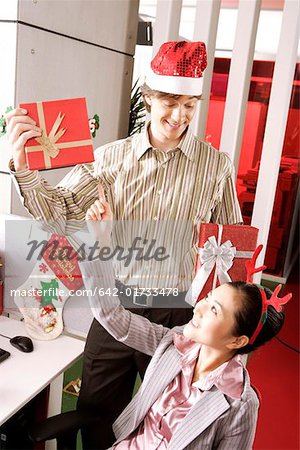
[18,0,139,56]
[16,23,133,147]
[0,22,17,114]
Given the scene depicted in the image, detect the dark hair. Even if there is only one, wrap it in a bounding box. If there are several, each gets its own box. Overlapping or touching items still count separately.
[141,82,202,112]
[229,281,285,355]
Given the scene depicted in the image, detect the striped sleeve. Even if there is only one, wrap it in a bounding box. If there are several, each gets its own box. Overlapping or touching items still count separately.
[211,152,243,225]
[9,159,101,234]
[79,257,169,356]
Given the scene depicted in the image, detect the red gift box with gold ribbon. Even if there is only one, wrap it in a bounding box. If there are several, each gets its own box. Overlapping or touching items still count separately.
[186,224,259,306]
[20,97,94,170]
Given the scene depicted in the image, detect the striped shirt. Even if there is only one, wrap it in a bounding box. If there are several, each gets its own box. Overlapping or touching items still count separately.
[11,123,242,291]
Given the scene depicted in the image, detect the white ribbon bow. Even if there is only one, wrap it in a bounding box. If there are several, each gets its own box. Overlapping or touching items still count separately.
[185,236,236,306]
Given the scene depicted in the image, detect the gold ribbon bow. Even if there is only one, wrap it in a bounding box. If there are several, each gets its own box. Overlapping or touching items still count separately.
[36,112,66,159]
[25,102,92,169]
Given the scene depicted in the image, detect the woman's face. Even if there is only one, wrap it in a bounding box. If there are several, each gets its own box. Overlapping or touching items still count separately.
[183,284,242,350]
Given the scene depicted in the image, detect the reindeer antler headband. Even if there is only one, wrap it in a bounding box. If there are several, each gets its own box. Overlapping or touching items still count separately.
[246,245,292,345]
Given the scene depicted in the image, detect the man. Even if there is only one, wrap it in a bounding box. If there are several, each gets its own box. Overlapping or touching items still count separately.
[6,41,242,448]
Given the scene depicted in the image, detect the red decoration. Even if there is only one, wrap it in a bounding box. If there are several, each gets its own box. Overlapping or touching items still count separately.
[33,288,42,303]
[19,97,94,170]
[245,244,267,282]
[194,224,259,301]
[39,263,49,273]
[41,304,56,316]
[250,285,292,344]
[42,234,83,291]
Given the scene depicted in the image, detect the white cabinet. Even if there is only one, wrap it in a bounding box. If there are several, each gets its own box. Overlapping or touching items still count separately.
[18,0,138,55]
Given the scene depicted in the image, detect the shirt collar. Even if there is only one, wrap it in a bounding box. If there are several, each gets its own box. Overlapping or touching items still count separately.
[133,122,196,161]
[133,123,152,160]
[173,333,245,400]
[174,332,201,365]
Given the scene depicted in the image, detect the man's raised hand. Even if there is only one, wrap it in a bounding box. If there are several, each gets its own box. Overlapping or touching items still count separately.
[85,184,113,241]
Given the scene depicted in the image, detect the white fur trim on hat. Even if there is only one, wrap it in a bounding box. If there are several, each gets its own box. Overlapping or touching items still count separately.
[145,68,203,96]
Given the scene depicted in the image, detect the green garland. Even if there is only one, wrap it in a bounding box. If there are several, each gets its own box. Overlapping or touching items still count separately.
[0,106,13,137]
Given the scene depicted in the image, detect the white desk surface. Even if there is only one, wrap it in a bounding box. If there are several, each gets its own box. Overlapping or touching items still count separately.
[0,315,85,426]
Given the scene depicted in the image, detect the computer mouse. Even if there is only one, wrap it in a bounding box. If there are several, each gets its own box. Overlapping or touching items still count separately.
[10,336,34,353]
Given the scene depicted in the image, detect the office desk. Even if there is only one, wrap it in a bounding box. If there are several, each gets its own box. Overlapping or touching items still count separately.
[0,315,85,447]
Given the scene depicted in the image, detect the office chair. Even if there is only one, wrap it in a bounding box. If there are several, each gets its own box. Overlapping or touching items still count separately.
[28,410,81,449]
[28,410,107,450]
[28,387,262,449]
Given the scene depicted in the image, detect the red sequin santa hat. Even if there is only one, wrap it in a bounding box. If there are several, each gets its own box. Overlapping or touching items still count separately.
[146,41,207,96]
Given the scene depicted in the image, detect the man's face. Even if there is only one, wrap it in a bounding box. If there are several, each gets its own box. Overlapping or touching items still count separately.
[146,95,198,145]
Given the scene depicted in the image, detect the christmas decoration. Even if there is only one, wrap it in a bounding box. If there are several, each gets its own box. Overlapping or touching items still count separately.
[0,107,13,138]
[146,41,207,95]
[245,245,292,344]
[14,234,83,340]
[186,224,259,306]
[89,114,100,138]
[249,284,292,344]
[19,97,94,170]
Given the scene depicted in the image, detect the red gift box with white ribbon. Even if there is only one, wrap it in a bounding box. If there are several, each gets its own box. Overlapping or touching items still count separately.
[186,224,259,306]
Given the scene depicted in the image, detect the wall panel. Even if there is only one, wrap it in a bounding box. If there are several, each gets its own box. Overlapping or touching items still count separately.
[18,0,138,55]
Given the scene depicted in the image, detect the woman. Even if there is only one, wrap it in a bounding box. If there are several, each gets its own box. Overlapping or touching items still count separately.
[80,192,290,450]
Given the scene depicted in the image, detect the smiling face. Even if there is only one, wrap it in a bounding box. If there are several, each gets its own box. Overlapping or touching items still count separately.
[145,94,198,150]
[183,284,248,351]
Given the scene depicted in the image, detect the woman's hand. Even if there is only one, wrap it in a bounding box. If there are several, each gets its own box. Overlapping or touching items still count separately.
[85,185,113,242]
[5,108,42,172]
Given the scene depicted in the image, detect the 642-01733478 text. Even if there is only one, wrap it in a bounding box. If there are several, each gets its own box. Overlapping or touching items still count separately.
[91,287,179,297]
